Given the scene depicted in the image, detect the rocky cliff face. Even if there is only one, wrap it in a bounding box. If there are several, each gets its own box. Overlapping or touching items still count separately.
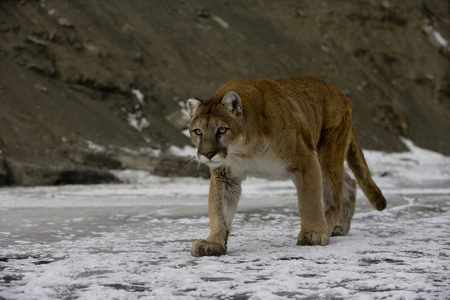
[0,0,448,186]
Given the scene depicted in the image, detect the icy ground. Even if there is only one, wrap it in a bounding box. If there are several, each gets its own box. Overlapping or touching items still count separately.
[1,140,450,299]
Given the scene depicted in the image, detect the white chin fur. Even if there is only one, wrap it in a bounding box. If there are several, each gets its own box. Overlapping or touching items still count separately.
[205,161,223,168]
[199,156,224,168]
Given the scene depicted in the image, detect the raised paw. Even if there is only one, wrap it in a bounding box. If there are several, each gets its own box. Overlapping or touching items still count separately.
[190,240,227,257]
[331,225,350,237]
[297,230,330,246]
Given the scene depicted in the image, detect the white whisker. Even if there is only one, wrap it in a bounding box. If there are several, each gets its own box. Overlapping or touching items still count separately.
[226,154,244,173]
[184,156,201,174]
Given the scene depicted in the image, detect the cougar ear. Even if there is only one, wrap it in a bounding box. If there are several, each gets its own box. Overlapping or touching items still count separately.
[186,97,203,118]
[222,91,242,115]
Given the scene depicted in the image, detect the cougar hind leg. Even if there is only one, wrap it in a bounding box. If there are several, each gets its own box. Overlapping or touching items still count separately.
[332,171,356,236]
[321,167,344,236]
[318,114,352,236]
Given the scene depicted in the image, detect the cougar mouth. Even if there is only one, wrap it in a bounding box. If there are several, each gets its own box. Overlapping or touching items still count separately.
[198,151,226,168]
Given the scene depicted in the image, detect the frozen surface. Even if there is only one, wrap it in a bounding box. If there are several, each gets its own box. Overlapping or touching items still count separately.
[1,140,450,299]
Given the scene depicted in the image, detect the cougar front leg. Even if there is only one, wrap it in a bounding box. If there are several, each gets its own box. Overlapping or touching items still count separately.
[191,167,241,257]
[292,154,330,246]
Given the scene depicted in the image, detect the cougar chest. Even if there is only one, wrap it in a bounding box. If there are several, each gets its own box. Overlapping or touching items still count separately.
[243,154,291,181]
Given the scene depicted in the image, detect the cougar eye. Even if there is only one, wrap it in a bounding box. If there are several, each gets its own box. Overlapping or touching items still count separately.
[217,127,228,135]
[193,129,203,136]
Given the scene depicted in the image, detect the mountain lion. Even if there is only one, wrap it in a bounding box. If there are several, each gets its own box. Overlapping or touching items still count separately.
[186,76,387,257]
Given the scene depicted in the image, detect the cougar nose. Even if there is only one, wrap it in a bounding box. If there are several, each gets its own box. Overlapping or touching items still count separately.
[202,151,216,160]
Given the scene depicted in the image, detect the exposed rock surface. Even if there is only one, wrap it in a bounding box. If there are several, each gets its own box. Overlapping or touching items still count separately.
[0,0,448,186]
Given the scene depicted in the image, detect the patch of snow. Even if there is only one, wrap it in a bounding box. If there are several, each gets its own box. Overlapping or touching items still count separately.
[432,29,448,47]
[422,24,450,52]
[182,128,191,138]
[178,101,190,117]
[212,15,229,29]
[39,0,56,15]
[117,146,161,157]
[85,140,106,152]
[169,145,197,157]
[110,169,156,184]
[131,89,145,105]
[127,111,150,132]
[364,137,450,187]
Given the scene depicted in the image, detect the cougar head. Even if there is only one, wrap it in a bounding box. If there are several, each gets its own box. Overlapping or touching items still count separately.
[186,91,244,168]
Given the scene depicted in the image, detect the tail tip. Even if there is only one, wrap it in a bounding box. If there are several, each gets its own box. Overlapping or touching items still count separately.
[374,197,387,211]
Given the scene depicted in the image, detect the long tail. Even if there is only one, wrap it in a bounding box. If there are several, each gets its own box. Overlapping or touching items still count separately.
[346,125,387,211]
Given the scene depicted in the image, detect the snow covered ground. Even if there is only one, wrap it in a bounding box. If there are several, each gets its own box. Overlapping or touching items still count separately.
[1,140,449,299]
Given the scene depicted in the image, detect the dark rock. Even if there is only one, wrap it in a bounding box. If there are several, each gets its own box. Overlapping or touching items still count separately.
[0,153,7,186]
[115,153,210,179]
[66,151,124,170]
[196,9,211,18]
[153,155,210,178]
[4,159,118,186]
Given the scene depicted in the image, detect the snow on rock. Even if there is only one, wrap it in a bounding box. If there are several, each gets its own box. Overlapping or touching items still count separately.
[131,89,145,105]
[422,24,450,54]
[85,140,106,152]
[127,111,150,132]
[364,137,450,187]
[169,145,197,157]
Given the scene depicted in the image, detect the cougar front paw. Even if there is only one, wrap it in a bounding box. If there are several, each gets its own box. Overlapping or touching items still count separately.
[190,240,227,257]
[297,230,330,246]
